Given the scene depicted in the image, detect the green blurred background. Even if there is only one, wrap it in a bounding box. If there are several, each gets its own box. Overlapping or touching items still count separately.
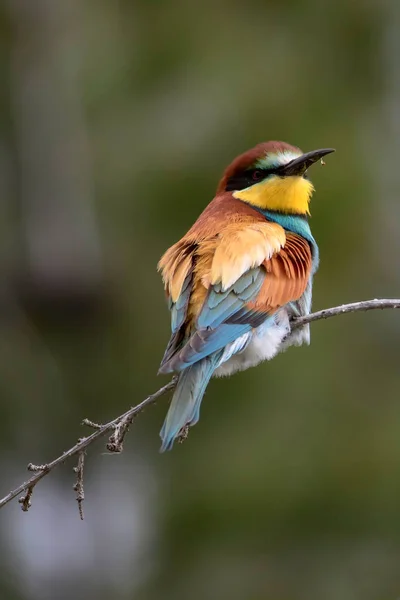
[0,0,399,599]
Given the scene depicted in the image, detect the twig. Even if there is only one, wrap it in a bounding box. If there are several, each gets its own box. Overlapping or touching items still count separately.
[0,377,177,511]
[0,298,399,513]
[291,298,400,330]
[81,419,102,430]
[18,486,34,512]
[107,414,134,453]
[73,451,85,520]
[27,463,49,472]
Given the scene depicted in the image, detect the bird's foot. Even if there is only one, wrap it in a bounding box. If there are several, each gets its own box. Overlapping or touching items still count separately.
[178,424,190,444]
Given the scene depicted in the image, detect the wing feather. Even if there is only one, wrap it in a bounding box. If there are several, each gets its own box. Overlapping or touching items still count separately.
[211,222,285,290]
[249,233,312,313]
[158,194,313,374]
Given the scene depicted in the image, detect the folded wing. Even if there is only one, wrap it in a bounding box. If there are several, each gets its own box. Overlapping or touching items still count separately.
[158,214,312,374]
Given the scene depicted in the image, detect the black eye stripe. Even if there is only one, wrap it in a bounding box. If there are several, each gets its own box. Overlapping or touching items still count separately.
[225,168,278,192]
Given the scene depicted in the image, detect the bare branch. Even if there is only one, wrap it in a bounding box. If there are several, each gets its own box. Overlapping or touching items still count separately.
[18,486,34,512]
[73,451,85,520]
[107,413,135,453]
[0,298,399,514]
[81,419,102,430]
[0,378,177,511]
[28,463,49,472]
[291,298,400,329]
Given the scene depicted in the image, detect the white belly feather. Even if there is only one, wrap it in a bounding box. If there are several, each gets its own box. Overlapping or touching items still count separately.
[214,308,311,378]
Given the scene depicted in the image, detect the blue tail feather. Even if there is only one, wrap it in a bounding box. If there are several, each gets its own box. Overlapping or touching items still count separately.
[160,352,221,452]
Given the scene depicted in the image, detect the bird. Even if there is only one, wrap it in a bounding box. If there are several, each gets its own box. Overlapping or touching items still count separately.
[157,141,334,451]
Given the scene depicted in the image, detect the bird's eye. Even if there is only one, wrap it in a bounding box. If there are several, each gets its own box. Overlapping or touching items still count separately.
[252,170,263,181]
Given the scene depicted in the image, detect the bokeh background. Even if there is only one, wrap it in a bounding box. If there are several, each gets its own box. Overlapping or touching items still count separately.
[0,1,399,599]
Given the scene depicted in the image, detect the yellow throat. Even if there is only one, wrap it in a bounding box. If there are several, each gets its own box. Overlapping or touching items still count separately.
[233,175,315,215]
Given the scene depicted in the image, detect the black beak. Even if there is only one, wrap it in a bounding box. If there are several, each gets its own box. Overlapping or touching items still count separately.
[279,148,335,177]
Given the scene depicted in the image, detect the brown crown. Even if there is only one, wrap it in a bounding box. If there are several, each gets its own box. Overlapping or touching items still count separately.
[216,141,302,194]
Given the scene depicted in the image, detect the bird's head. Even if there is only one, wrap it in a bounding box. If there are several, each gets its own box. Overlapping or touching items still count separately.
[217,141,335,215]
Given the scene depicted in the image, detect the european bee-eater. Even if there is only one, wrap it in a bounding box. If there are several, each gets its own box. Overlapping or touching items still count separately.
[158,141,334,451]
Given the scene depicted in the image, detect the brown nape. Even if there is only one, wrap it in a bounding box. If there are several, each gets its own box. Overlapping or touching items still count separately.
[216,141,302,194]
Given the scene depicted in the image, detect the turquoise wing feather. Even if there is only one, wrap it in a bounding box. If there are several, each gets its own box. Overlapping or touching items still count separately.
[160,266,269,373]
[159,266,270,451]
[170,272,192,333]
[159,272,193,372]
[197,267,265,329]
[159,351,223,452]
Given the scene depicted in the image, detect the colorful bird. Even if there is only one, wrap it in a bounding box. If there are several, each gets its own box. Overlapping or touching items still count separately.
[158,141,334,451]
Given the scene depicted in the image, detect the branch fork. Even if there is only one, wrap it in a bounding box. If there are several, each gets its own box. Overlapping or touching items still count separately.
[0,299,398,515]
